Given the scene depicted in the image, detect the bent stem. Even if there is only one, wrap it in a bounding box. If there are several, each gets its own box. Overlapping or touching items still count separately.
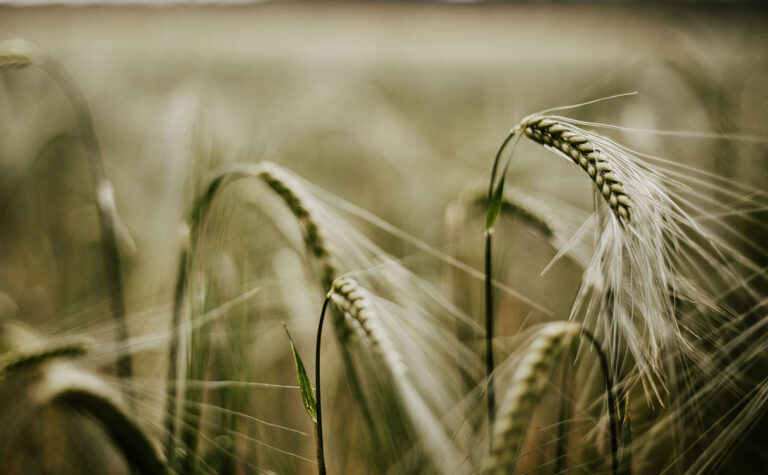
[41,56,133,388]
[484,129,517,442]
[484,230,495,443]
[163,239,188,462]
[314,295,331,475]
[581,329,619,475]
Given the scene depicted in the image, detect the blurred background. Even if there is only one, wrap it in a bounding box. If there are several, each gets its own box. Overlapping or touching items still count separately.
[2,1,766,325]
[0,1,767,473]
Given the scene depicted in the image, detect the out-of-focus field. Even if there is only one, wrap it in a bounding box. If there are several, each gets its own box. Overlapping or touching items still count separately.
[1,3,768,474]
[2,2,766,324]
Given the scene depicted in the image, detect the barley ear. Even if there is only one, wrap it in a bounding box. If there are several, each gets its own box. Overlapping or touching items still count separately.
[0,339,89,376]
[483,323,581,475]
[520,115,632,223]
[483,324,619,475]
[33,362,168,475]
[172,162,365,474]
[0,38,41,72]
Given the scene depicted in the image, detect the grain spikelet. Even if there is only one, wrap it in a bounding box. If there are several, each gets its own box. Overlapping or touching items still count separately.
[483,322,581,475]
[519,114,632,223]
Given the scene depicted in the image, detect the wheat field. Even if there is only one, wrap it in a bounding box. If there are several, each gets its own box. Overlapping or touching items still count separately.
[1,2,767,474]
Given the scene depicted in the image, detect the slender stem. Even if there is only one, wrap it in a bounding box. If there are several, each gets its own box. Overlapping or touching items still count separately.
[488,131,517,198]
[554,361,571,473]
[40,57,133,389]
[484,230,496,444]
[580,329,619,475]
[314,296,330,475]
[164,246,188,463]
[484,130,516,445]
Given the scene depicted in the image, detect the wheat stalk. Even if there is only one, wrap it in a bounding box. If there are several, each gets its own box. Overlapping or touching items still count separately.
[163,224,189,463]
[447,183,562,442]
[169,162,372,473]
[483,323,618,475]
[0,38,134,389]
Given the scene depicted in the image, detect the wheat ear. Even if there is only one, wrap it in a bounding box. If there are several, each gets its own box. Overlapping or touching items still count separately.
[519,115,631,223]
[169,162,374,473]
[0,38,134,388]
[314,276,408,467]
[316,277,463,473]
[30,362,168,475]
[483,323,618,475]
[0,38,40,71]
[0,339,89,376]
[329,277,406,375]
[483,114,633,435]
[184,162,337,285]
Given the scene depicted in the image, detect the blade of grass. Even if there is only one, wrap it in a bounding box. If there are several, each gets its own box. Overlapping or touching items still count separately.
[285,321,326,475]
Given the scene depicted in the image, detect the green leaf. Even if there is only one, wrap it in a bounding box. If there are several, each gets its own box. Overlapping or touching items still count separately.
[486,160,510,231]
[618,395,632,475]
[284,324,317,422]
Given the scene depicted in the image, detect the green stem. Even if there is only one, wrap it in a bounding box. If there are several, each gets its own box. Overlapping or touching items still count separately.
[580,329,619,475]
[40,57,133,394]
[554,362,571,473]
[484,130,516,443]
[163,245,188,463]
[314,296,330,475]
[484,230,495,445]
[487,131,517,199]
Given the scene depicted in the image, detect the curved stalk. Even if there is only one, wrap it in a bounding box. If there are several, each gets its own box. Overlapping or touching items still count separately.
[314,295,331,475]
[484,231,495,438]
[485,129,516,441]
[163,239,188,462]
[581,329,619,475]
[39,56,133,393]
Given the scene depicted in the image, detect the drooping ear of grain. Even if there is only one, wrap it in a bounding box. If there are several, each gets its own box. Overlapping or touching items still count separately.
[0,322,166,474]
[329,277,406,377]
[32,362,168,475]
[170,162,368,473]
[483,322,581,475]
[520,115,632,223]
[328,277,462,473]
[0,38,40,71]
[0,339,89,376]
